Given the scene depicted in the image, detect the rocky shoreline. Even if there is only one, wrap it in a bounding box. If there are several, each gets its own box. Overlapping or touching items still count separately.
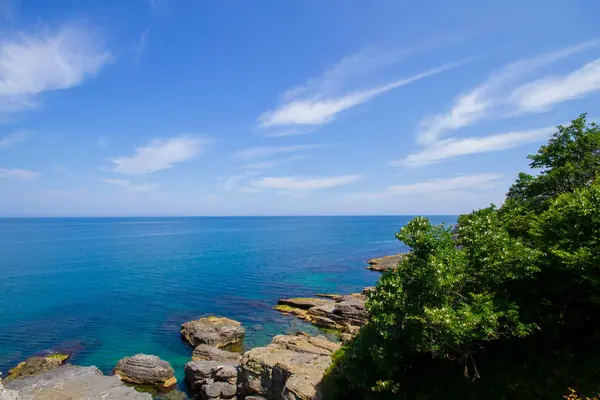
[0,254,400,400]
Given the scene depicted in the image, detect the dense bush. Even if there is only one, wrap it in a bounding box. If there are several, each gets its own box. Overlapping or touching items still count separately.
[322,114,600,399]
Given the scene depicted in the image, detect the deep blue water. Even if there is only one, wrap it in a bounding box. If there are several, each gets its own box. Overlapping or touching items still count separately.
[0,216,456,389]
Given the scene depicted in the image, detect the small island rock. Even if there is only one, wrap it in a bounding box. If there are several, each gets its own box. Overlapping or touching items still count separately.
[114,354,176,390]
[181,316,245,349]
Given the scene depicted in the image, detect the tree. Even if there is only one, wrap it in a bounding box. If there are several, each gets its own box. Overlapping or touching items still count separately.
[323,114,600,399]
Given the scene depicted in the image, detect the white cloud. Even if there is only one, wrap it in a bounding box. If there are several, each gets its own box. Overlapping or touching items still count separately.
[104,178,158,192]
[349,174,503,201]
[251,175,362,192]
[0,130,28,148]
[111,136,204,175]
[418,40,599,145]
[396,126,554,166]
[260,61,464,129]
[222,171,262,191]
[234,144,323,160]
[133,28,150,62]
[0,24,111,116]
[511,58,600,113]
[0,167,39,180]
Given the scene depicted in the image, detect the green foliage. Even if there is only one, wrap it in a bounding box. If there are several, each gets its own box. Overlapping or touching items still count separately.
[322,114,600,399]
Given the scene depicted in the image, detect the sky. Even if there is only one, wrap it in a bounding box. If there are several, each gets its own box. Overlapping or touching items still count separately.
[0,0,599,216]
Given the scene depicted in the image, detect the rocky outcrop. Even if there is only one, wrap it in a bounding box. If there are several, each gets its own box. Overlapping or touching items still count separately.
[114,354,176,390]
[275,292,368,335]
[367,253,406,272]
[2,353,69,382]
[181,316,245,349]
[193,343,242,363]
[2,365,151,399]
[239,332,340,400]
[185,360,238,400]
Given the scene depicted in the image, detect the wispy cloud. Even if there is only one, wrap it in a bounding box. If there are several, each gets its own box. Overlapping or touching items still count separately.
[133,28,150,62]
[260,62,464,129]
[418,40,599,145]
[0,167,39,180]
[395,126,554,166]
[349,174,503,201]
[234,144,323,160]
[104,178,158,192]
[110,136,204,175]
[0,24,111,116]
[251,175,362,192]
[222,171,262,191]
[511,58,600,113]
[258,50,466,134]
[0,130,28,148]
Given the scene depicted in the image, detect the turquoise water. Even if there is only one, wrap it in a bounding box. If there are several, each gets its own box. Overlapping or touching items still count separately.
[0,216,455,390]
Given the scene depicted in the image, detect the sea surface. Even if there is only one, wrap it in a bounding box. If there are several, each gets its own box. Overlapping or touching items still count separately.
[0,216,456,390]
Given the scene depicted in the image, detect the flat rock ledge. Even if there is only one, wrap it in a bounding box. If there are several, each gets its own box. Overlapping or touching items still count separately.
[181,316,246,349]
[275,291,368,337]
[367,253,406,272]
[193,343,242,363]
[1,365,151,399]
[239,332,341,400]
[114,354,176,390]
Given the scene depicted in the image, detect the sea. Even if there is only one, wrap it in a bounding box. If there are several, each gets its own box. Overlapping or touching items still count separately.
[0,216,456,390]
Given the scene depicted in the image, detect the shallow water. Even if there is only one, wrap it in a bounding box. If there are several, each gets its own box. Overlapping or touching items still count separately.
[0,216,455,390]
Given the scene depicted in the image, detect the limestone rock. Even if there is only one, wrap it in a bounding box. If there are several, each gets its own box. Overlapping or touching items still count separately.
[3,365,151,399]
[114,354,176,390]
[181,316,245,349]
[184,360,239,399]
[239,333,340,400]
[277,297,334,310]
[3,353,69,382]
[274,292,368,334]
[193,344,242,363]
[367,253,406,272]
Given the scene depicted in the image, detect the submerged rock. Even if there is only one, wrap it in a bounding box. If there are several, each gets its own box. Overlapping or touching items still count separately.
[239,332,340,400]
[3,353,69,382]
[367,253,406,272]
[2,365,151,399]
[192,343,242,363]
[181,316,245,349]
[114,354,176,390]
[184,360,239,400]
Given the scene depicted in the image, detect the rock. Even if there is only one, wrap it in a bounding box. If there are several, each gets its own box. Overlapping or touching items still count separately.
[3,353,69,382]
[2,365,151,399]
[274,292,368,334]
[181,316,245,349]
[362,286,375,294]
[114,354,176,390]
[277,297,334,310]
[239,332,340,400]
[184,360,238,399]
[193,344,242,363]
[367,253,406,272]
[245,396,266,400]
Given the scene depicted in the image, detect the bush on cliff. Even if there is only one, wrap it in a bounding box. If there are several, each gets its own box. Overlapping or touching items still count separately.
[321,114,600,399]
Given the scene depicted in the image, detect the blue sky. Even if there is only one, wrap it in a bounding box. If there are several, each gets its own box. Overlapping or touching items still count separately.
[0,0,599,216]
